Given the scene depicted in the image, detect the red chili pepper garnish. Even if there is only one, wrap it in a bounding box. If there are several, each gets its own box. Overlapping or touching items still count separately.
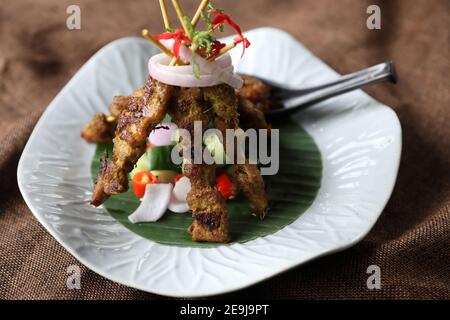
[198,40,226,60]
[154,29,191,58]
[216,173,233,200]
[132,171,158,198]
[208,10,250,57]
[210,40,226,60]
[233,35,250,56]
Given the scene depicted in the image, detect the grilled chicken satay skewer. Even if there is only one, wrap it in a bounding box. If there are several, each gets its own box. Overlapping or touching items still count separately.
[89,0,266,242]
[91,78,173,206]
[204,85,269,218]
[82,0,243,138]
[81,87,144,143]
[168,86,229,242]
[80,81,270,145]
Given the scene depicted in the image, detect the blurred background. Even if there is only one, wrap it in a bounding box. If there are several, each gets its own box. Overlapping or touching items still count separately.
[0,0,448,299]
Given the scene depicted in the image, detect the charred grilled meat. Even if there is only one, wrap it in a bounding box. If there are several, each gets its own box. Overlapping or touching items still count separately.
[235,163,268,218]
[89,77,269,242]
[204,84,269,218]
[81,113,115,143]
[81,77,271,144]
[167,86,230,242]
[237,75,272,113]
[81,87,144,143]
[91,78,172,206]
[237,97,270,131]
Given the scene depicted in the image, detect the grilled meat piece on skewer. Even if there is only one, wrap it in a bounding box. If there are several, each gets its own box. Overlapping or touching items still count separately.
[237,97,270,131]
[91,78,172,206]
[168,87,229,242]
[81,87,144,143]
[235,163,269,218]
[237,75,272,113]
[90,78,269,242]
[81,113,115,143]
[110,87,145,117]
[185,163,229,242]
[81,77,271,144]
[204,85,269,218]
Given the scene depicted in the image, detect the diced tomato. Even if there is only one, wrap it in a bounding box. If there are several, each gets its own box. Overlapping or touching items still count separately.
[173,174,184,185]
[132,171,158,198]
[146,143,153,151]
[216,173,233,200]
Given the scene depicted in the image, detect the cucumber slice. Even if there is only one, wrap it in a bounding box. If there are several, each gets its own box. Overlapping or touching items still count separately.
[148,144,181,172]
[130,153,149,179]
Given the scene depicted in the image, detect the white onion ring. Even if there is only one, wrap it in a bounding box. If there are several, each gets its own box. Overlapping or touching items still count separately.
[149,54,234,87]
[148,40,243,89]
[149,54,223,87]
[154,54,232,75]
[178,45,243,89]
[159,39,233,71]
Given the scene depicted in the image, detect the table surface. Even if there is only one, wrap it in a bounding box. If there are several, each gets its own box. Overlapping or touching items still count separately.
[0,0,449,299]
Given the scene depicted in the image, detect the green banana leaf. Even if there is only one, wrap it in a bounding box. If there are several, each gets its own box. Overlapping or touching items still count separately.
[91,121,322,248]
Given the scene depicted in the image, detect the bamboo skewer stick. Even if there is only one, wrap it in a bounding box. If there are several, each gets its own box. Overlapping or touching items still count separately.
[192,0,210,27]
[170,0,190,34]
[159,0,181,65]
[142,29,175,57]
[142,29,187,66]
[169,57,178,66]
[147,1,239,67]
[169,0,210,66]
[160,0,181,67]
[169,0,191,66]
[217,42,236,57]
[158,0,171,29]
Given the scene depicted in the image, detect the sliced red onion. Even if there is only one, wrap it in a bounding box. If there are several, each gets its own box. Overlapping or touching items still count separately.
[172,176,191,201]
[128,183,173,223]
[168,198,190,213]
[149,122,178,146]
[168,176,191,213]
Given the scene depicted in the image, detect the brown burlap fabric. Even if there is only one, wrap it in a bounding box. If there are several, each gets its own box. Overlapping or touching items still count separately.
[0,0,449,300]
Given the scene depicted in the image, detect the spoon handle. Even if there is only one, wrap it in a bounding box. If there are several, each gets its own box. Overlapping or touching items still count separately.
[268,61,397,117]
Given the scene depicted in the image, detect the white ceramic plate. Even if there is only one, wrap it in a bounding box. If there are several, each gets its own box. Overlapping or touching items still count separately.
[17,28,401,297]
